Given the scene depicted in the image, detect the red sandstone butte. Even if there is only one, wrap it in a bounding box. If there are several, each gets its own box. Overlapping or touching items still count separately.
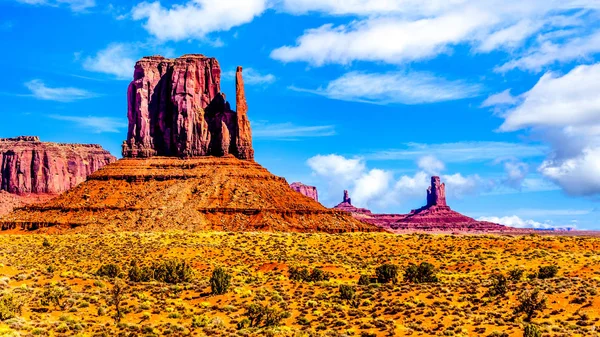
[0,136,116,195]
[122,55,254,160]
[334,177,512,232]
[290,182,319,202]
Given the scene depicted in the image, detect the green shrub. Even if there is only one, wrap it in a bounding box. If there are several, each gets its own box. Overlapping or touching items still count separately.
[488,273,508,297]
[339,285,356,301]
[404,262,438,283]
[508,267,525,281]
[515,288,547,321]
[523,324,542,337]
[128,261,153,282]
[152,259,194,284]
[0,293,23,320]
[358,274,371,285]
[244,303,290,328]
[289,266,331,282]
[40,286,68,309]
[210,267,231,295]
[376,264,399,284]
[96,264,121,278]
[537,265,558,279]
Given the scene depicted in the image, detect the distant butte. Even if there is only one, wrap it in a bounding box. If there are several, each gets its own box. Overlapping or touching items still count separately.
[334,176,513,232]
[0,136,115,216]
[290,182,319,202]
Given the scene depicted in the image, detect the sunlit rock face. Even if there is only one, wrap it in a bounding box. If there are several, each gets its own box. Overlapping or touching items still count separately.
[123,55,253,160]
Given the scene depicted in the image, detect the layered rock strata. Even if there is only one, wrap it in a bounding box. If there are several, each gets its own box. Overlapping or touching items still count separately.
[0,136,116,195]
[290,182,319,202]
[1,157,379,233]
[122,55,253,160]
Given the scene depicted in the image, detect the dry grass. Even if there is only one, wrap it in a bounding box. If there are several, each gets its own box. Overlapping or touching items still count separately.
[0,232,598,336]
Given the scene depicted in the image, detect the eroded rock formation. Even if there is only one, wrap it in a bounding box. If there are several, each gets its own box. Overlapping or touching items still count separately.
[290,182,319,202]
[0,136,115,195]
[334,177,512,232]
[122,55,253,160]
[0,54,380,234]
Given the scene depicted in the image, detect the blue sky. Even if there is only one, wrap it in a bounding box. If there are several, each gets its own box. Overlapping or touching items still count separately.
[2,0,600,229]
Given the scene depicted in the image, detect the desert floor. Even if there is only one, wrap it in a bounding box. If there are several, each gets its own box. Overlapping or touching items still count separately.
[0,232,598,336]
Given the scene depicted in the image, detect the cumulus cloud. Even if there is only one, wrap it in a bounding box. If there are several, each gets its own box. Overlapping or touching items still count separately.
[307,154,485,210]
[417,155,445,175]
[477,215,554,229]
[131,0,268,41]
[290,71,481,105]
[271,0,600,68]
[502,160,529,189]
[83,43,137,80]
[24,80,96,102]
[495,63,600,196]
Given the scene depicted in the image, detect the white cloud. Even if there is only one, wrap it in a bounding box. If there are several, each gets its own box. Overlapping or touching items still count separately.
[417,155,445,175]
[481,89,518,108]
[307,154,485,210]
[17,0,95,12]
[307,155,366,184]
[291,71,481,105]
[224,68,276,85]
[279,0,461,16]
[496,30,600,73]
[500,64,600,131]
[502,160,529,189]
[131,0,268,41]
[353,169,393,205]
[271,1,600,67]
[539,148,600,195]
[478,215,554,229]
[24,80,96,102]
[497,62,600,196]
[252,122,335,139]
[48,115,126,133]
[83,43,137,80]
[368,141,547,163]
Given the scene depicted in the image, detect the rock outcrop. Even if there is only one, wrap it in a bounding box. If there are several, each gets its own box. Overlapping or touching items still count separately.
[333,190,407,226]
[1,54,379,234]
[122,55,253,160]
[290,182,319,202]
[0,136,116,195]
[334,177,512,233]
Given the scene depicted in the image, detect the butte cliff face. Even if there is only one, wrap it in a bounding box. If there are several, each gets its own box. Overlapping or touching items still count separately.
[0,136,116,195]
[1,55,378,234]
[290,182,319,202]
[123,55,253,160]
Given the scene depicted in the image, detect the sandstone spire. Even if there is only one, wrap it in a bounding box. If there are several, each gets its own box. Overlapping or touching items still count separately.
[426,176,447,207]
[235,66,254,160]
[343,190,352,204]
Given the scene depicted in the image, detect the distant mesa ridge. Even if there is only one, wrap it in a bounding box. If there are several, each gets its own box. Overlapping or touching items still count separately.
[333,176,512,232]
[1,54,379,234]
